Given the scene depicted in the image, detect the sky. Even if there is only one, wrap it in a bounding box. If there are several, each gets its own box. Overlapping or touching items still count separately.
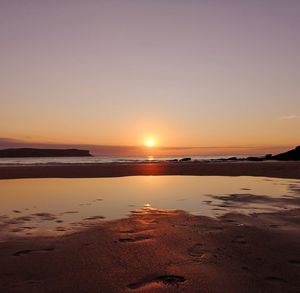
[0,0,299,156]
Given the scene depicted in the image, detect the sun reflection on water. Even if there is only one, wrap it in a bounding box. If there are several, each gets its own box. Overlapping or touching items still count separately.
[0,176,299,238]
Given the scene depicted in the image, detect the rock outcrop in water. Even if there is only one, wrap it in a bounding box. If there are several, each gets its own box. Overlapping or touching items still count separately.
[269,146,300,161]
[0,148,92,157]
[180,157,192,162]
[216,146,300,162]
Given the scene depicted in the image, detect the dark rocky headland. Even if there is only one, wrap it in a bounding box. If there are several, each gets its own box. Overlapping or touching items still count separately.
[0,148,92,158]
[219,146,300,162]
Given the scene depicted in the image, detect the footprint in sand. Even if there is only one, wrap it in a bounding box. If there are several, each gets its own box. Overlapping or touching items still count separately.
[13,247,55,256]
[119,229,136,234]
[188,244,218,263]
[128,275,186,289]
[26,279,41,285]
[84,216,105,220]
[269,224,280,228]
[33,212,57,221]
[10,228,23,232]
[232,235,247,245]
[61,211,79,215]
[119,235,151,243]
[21,226,35,230]
[55,227,66,231]
[265,276,286,283]
[224,219,237,223]
[188,243,205,257]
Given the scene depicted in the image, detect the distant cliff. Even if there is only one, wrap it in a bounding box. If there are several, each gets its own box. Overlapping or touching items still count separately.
[0,148,92,158]
[270,146,300,161]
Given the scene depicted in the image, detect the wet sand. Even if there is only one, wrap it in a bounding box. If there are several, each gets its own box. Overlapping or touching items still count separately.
[0,207,299,292]
[1,162,300,292]
[1,161,300,180]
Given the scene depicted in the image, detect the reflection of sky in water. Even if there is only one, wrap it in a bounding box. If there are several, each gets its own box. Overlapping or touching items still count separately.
[0,176,299,237]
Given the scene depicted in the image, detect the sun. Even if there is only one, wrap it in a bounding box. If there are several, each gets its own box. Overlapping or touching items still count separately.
[145,138,155,147]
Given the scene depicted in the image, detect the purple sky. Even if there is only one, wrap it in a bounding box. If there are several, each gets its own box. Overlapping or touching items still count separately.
[0,0,299,154]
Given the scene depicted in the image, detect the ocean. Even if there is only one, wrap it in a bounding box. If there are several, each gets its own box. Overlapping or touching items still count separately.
[0,154,262,166]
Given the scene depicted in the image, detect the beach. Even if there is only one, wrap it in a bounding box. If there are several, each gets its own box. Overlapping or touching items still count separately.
[0,207,299,292]
[0,161,300,292]
[1,161,300,180]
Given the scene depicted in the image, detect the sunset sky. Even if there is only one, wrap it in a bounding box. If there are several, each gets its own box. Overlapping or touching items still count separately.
[1,1,299,156]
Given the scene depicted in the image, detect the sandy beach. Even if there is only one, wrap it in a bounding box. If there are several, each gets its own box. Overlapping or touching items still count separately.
[0,162,299,292]
[1,161,300,180]
[0,207,299,292]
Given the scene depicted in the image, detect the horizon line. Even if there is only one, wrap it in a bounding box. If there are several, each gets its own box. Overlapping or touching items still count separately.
[0,137,295,150]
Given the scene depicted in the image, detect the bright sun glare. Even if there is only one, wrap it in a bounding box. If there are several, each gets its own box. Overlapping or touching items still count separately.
[145,138,155,147]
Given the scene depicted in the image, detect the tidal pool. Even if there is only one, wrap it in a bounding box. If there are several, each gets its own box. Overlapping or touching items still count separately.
[0,176,299,237]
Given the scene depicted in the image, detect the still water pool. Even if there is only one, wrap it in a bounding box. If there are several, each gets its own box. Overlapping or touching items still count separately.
[0,176,299,237]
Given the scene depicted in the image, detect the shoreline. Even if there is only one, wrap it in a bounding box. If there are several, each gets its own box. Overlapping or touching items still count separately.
[0,161,300,180]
